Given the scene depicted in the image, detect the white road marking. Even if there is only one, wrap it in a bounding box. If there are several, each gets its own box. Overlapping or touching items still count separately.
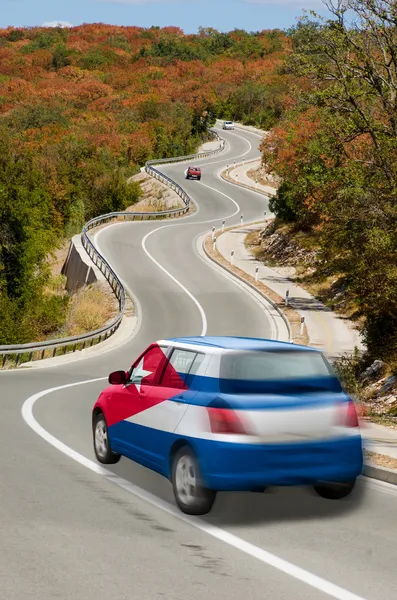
[94,177,244,339]
[197,180,241,214]
[163,130,253,170]
[22,378,367,600]
[141,225,208,336]
[194,232,282,342]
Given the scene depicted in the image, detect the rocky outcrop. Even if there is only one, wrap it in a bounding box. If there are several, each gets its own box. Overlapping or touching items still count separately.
[360,361,397,416]
[258,223,318,269]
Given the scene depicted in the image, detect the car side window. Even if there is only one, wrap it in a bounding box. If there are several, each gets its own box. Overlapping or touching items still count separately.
[130,345,169,387]
[160,349,204,389]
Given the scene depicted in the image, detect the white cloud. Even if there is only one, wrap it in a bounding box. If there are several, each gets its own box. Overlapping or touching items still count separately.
[242,0,325,6]
[41,21,73,28]
[95,0,193,4]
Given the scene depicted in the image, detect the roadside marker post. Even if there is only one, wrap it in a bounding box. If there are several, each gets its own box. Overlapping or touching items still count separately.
[213,236,217,251]
[285,289,289,306]
[231,250,235,265]
[212,226,215,240]
[222,219,225,232]
[255,267,259,282]
[240,214,244,226]
[300,317,305,337]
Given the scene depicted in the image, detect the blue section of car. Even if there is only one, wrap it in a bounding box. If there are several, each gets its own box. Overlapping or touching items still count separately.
[197,435,364,490]
[109,421,363,490]
[170,372,348,410]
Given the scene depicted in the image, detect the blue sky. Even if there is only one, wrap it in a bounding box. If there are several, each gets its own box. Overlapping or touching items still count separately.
[3,0,331,34]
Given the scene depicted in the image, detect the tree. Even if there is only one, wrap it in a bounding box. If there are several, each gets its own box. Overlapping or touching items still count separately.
[267,0,397,360]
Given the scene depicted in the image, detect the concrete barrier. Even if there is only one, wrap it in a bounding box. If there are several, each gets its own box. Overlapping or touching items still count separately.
[62,234,101,293]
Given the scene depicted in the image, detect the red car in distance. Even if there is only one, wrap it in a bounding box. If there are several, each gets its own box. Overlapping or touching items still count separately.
[186,166,201,180]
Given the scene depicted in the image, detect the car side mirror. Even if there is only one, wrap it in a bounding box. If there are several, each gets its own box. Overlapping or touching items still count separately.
[108,370,127,385]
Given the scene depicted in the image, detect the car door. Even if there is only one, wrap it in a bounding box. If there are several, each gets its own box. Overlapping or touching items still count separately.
[143,348,206,468]
[107,343,170,458]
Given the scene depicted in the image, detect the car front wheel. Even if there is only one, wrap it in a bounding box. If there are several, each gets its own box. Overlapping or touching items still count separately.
[312,479,356,500]
[171,446,216,515]
[93,412,121,464]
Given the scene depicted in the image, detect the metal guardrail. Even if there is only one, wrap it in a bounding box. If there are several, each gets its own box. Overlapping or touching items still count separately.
[0,129,226,369]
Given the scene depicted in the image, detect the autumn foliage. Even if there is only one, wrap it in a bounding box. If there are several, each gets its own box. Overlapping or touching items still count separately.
[0,24,290,344]
[265,3,397,363]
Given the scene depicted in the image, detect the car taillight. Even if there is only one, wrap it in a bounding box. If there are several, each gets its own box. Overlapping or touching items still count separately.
[336,400,359,428]
[207,407,247,434]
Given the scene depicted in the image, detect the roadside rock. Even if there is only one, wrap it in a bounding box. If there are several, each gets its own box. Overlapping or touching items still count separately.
[378,375,397,397]
[360,360,388,384]
[258,228,318,269]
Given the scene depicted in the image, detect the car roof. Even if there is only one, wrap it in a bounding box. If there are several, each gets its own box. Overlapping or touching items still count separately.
[164,336,319,353]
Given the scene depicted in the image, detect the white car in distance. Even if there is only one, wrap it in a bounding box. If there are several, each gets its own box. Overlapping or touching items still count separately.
[222,121,234,130]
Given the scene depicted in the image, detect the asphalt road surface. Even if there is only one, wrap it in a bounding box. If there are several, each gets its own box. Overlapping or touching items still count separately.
[1,126,397,600]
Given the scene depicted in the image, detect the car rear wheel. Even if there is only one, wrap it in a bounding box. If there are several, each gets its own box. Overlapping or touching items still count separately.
[93,412,121,464]
[312,479,356,500]
[171,446,216,515]
[198,176,201,180]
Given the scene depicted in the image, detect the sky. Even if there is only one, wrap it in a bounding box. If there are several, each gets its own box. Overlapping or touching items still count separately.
[2,0,332,34]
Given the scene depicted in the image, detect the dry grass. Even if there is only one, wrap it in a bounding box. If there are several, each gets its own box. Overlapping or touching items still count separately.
[364,450,397,471]
[64,281,118,337]
[47,239,72,276]
[204,229,309,346]
[128,171,195,213]
[246,166,281,189]
[221,167,271,198]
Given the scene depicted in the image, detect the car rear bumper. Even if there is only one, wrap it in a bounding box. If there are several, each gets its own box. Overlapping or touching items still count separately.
[196,436,363,491]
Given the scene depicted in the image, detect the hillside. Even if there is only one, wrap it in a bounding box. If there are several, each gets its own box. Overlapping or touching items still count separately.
[0,24,291,345]
[258,3,397,368]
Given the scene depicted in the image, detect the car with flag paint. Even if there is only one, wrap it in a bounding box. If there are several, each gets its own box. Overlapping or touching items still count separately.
[92,336,363,515]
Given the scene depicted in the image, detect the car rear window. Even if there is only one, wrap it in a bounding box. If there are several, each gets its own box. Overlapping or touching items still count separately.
[219,350,340,394]
[190,166,200,171]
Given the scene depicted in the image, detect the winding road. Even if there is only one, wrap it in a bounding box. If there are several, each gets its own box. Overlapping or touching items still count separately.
[1,126,397,600]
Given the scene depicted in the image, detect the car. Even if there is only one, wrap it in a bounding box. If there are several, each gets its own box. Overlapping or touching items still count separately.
[92,336,363,516]
[222,121,234,130]
[186,166,201,180]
